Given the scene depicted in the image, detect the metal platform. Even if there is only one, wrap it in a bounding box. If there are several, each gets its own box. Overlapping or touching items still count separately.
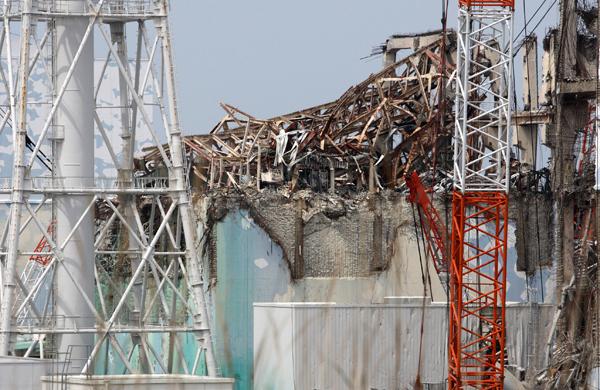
[0,0,165,21]
[40,375,234,390]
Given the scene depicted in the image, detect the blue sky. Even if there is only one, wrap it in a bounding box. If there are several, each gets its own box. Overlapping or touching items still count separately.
[170,0,559,135]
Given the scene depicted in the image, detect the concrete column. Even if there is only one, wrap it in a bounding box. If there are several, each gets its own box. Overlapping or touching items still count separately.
[53,4,95,371]
[522,35,538,110]
[514,125,537,167]
[515,35,539,168]
[383,50,397,68]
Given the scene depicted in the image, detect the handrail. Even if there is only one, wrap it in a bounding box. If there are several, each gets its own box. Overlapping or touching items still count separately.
[0,0,160,17]
[0,176,171,191]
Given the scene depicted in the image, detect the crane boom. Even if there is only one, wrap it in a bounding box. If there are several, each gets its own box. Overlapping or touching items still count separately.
[450,0,514,388]
[406,172,449,279]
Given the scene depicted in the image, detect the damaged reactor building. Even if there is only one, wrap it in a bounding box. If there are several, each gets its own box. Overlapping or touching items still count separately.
[0,0,600,389]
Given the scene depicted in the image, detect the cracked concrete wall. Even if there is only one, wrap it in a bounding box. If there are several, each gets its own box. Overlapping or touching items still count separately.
[199,189,552,304]
[513,193,554,272]
[198,191,447,390]
[200,189,447,302]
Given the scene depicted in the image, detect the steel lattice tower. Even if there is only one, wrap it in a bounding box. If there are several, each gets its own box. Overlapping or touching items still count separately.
[0,0,216,376]
[450,0,514,388]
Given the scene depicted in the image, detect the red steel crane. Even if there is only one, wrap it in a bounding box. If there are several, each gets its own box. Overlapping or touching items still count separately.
[450,0,514,388]
[406,171,449,281]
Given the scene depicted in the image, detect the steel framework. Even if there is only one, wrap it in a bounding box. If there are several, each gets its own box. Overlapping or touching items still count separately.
[0,0,216,377]
[450,0,513,388]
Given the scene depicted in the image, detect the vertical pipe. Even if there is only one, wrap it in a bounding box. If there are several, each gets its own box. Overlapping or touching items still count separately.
[256,146,261,191]
[109,19,151,373]
[110,22,132,181]
[460,9,471,194]
[327,158,335,194]
[0,0,33,355]
[53,0,95,370]
[505,12,515,193]
[369,159,375,193]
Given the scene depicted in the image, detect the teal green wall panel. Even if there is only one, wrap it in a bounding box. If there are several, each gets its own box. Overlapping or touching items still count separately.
[212,209,290,390]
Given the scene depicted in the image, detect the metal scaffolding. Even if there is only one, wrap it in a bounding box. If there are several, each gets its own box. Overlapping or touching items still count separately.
[0,0,216,376]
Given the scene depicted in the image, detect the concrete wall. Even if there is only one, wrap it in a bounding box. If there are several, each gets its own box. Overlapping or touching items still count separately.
[0,357,51,390]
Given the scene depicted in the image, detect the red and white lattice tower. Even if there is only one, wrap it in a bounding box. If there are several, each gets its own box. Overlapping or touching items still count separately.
[450,0,514,388]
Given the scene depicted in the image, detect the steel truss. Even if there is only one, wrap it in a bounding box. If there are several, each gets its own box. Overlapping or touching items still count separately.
[0,0,216,377]
[450,1,513,388]
[454,6,513,193]
[449,192,508,388]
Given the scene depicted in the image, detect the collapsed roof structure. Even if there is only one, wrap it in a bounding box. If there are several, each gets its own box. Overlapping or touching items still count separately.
[145,35,455,193]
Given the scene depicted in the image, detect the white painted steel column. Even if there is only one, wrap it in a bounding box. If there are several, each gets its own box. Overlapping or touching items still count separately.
[0,0,33,355]
[53,0,95,369]
[158,10,217,376]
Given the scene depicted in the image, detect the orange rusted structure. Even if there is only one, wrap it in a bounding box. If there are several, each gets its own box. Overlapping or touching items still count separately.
[448,193,509,389]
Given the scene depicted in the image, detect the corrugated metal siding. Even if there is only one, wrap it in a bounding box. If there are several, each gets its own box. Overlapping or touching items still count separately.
[292,304,448,389]
[254,303,554,389]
